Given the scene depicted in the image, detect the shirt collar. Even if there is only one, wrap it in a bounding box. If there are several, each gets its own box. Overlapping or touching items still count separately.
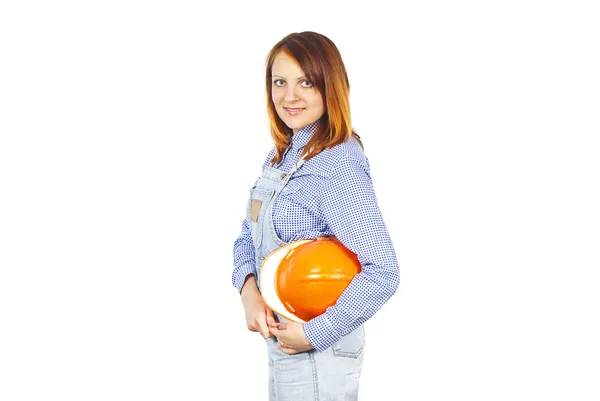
[290,121,319,152]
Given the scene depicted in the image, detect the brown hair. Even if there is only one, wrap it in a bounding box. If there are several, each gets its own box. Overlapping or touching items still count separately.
[265,31,362,165]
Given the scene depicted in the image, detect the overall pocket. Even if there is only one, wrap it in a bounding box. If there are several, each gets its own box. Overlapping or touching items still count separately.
[246,188,274,249]
[332,326,365,359]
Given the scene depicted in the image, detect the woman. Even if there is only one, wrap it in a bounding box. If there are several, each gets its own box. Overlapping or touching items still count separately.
[232,31,400,400]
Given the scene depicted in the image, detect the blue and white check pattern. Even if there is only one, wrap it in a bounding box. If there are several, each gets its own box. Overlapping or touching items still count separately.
[232,122,400,352]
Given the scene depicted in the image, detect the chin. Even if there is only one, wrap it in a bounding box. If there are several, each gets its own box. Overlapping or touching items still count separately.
[278,117,301,131]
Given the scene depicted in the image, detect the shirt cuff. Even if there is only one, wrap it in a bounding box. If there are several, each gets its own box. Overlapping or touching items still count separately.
[303,313,342,352]
[233,264,256,294]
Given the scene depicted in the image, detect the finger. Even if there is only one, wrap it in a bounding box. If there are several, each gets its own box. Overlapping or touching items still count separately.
[269,326,283,337]
[256,319,271,339]
[266,308,279,328]
[278,346,298,355]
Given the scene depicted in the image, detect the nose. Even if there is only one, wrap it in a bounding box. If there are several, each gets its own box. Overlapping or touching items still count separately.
[284,85,299,102]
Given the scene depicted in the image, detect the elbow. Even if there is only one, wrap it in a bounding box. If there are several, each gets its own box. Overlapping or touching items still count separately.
[386,265,400,298]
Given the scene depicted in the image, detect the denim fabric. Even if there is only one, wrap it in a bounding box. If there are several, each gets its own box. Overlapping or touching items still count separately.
[247,157,365,401]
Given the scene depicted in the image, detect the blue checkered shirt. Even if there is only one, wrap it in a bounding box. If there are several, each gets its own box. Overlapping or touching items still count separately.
[232,122,400,352]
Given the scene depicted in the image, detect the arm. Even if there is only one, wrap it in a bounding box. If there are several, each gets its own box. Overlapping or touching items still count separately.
[233,148,280,337]
[233,216,278,338]
[303,156,400,352]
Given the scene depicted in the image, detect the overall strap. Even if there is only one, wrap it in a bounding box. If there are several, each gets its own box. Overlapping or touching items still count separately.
[273,154,307,199]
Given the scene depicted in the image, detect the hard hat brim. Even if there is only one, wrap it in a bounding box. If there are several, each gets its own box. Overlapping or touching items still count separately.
[260,239,312,323]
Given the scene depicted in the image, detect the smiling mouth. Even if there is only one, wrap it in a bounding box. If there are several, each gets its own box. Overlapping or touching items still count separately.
[284,107,304,116]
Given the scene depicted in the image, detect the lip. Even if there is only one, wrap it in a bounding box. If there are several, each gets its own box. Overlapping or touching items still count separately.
[284,107,305,116]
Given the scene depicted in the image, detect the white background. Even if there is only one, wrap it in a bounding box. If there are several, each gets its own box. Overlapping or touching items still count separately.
[1,1,599,400]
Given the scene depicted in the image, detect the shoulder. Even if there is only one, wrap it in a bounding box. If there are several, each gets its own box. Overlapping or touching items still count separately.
[261,148,276,169]
[312,137,371,179]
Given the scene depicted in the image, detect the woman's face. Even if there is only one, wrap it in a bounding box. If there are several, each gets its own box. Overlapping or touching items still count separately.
[271,51,324,134]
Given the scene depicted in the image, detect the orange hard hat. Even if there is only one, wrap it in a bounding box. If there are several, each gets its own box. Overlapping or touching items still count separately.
[260,237,361,323]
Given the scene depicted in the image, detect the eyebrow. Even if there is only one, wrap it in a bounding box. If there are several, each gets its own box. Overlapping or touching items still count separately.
[271,75,309,81]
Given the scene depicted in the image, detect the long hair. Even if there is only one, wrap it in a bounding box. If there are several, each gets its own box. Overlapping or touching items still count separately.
[265,31,363,165]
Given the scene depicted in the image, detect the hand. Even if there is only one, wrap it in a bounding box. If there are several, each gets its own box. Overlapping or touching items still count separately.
[269,321,314,355]
[241,276,278,339]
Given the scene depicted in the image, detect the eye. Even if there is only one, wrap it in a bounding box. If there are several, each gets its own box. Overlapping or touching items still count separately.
[300,80,313,88]
[273,79,285,87]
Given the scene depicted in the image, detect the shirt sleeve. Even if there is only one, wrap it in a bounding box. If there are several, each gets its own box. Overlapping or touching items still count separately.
[232,217,257,294]
[303,155,400,351]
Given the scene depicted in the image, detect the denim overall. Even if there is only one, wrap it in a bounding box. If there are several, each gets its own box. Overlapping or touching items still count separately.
[247,154,365,401]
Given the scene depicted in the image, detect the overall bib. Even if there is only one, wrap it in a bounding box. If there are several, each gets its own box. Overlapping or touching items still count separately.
[247,155,365,401]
